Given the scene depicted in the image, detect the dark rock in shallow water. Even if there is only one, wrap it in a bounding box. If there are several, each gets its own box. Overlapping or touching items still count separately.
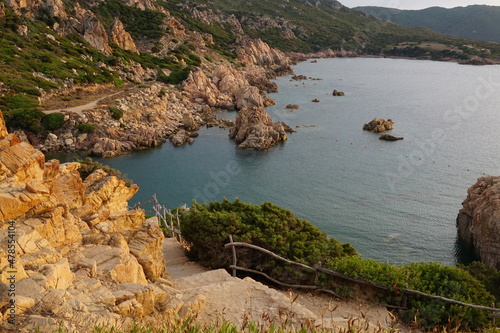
[332,89,345,96]
[379,134,403,141]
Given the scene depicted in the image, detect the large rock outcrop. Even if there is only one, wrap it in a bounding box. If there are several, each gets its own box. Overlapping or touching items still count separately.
[229,102,291,150]
[183,65,274,110]
[109,18,139,54]
[235,37,290,68]
[457,176,500,268]
[362,118,394,133]
[0,111,171,332]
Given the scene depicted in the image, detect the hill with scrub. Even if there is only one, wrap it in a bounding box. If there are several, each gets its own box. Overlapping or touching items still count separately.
[355,5,500,43]
[1,0,500,331]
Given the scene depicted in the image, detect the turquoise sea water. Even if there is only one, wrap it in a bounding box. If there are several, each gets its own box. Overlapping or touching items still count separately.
[67,58,500,265]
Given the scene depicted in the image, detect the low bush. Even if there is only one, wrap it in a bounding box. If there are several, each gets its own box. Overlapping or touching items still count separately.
[41,112,65,131]
[459,261,500,302]
[8,108,45,133]
[325,257,495,330]
[166,68,191,84]
[109,107,123,120]
[76,157,132,186]
[2,94,39,110]
[180,199,356,283]
[78,123,96,133]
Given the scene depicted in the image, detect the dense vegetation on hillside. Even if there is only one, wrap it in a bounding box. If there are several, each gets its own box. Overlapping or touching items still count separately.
[355,5,500,43]
[160,0,500,57]
[0,2,201,127]
[179,199,499,330]
[1,0,499,124]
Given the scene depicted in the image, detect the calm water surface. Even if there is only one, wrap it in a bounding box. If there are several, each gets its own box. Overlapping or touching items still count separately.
[67,58,500,265]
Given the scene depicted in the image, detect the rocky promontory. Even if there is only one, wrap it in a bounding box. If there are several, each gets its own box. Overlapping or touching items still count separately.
[457,176,500,269]
[229,106,291,150]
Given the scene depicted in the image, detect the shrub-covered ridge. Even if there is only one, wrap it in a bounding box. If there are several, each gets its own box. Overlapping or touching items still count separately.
[179,199,498,330]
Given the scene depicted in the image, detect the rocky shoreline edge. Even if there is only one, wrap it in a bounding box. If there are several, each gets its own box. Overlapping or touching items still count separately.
[10,39,498,158]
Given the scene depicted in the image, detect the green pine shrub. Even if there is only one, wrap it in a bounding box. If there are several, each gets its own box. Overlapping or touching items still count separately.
[325,257,495,330]
[166,68,191,84]
[459,261,500,303]
[180,199,356,284]
[78,123,96,133]
[41,112,65,131]
[8,108,45,133]
[109,107,123,120]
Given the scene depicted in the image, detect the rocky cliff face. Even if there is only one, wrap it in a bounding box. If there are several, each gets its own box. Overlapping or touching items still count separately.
[109,18,139,54]
[0,111,174,332]
[236,37,290,68]
[457,176,500,268]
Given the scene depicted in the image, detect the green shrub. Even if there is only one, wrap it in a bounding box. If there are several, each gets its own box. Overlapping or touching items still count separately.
[8,108,45,133]
[325,257,495,330]
[76,157,132,186]
[42,112,65,131]
[109,107,123,120]
[166,68,191,84]
[187,53,201,66]
[151,42,163,53]
[96,0,166,39]
[459,261,500,302]
[402,262,494,330]
[78,123,96,133]
[325,256,406,289]
[180,199,356,283]
[3,94,39,110]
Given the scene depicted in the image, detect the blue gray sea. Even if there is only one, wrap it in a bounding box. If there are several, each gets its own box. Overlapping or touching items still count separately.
[78,58,500,265]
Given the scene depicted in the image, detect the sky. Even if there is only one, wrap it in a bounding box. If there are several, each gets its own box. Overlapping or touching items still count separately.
[340,0,500,10]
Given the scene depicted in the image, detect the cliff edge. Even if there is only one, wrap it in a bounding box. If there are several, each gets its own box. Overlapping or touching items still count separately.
[0,110,169,332]
[457,176,500,268]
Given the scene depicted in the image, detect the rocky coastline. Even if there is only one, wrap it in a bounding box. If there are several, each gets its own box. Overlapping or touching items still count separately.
[22,38,296,156]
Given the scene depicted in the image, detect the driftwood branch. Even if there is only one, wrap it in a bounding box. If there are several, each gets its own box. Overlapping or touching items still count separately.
[315,289,341,298]
[230,265,317,290]
[404,288,500,312]
[314,266,390,291]
[225,240,499,316]
[225,242,316,272]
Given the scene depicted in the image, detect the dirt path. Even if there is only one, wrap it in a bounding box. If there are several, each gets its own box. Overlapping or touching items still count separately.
[162,238,402,332]
[43,89,131,114]
[163,237,208,279]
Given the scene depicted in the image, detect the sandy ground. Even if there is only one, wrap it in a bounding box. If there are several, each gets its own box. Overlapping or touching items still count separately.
[162,238,404,332]
[42,84,140,114]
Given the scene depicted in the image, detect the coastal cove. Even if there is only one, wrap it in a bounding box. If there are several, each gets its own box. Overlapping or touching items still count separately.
[61,57,500,266]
